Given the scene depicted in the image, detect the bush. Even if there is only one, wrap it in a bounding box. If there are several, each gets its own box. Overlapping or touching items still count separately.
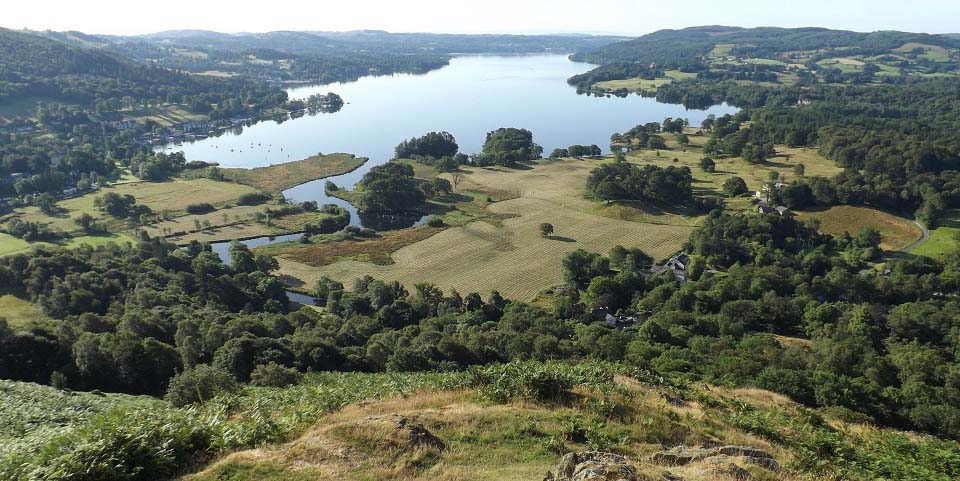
[471,362,578,403]
[426,216,445,227]
[237,192,271,206]
[250,362,302,388]
[185,203,215,214]
[164,365,238,407]
[722,176,749,197]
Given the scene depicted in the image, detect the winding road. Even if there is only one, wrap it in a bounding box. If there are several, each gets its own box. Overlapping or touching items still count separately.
[901,220,931,254]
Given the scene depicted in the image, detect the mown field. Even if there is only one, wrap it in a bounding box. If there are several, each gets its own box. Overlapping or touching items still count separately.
[274,158,694,300]
[268,132,926,299]
[796,206,922,251]
[222,153,366,192]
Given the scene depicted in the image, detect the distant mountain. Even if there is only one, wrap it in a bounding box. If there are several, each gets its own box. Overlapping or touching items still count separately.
[0,27,254,107]
[946,33,960,39]
[572,25,960,68]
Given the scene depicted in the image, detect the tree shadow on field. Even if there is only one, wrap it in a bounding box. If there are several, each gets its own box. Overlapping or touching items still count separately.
[547,235,576,243]
[433,193,473,203]
[278,274,305,288]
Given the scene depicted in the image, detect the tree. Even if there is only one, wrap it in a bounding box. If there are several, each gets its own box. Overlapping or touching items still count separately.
[699,157,716,173]
[793,163,806,177]
[722,177,749,197]
[476,128,543,167]
[562,249,609,289]
[451,173,464,192]
[164,364,238,407]
[539,223,554,238]
[35,193,58,214]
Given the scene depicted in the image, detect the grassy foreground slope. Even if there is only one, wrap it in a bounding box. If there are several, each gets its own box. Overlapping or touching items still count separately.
[182,363,959,481]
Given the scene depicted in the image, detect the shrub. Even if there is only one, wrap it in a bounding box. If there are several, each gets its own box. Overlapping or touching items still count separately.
[185,202,215,214]
[426,216,445,227]
[471,362,578,403]
[164,365,238,407]
[237,192,271,206]
[250,362,302,388]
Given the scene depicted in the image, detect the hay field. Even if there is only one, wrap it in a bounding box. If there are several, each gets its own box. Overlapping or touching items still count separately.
[275,159,692,300]
[796,206,921,251]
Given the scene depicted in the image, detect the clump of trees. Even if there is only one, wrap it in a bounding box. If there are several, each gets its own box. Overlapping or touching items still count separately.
[94,192,153,222]
[128,151,187,181]
[355,162,424,214]
[475,128,543,167]
[586,162,693,204]
[394,132,466,172]
[395,131,459,159]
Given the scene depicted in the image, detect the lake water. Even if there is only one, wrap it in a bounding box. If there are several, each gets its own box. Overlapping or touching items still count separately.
[160,54,737,215]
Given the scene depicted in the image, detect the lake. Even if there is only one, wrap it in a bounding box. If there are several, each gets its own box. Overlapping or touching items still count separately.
[159,54,737,215]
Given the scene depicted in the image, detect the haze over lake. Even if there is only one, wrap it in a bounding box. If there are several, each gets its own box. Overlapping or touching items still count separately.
[162,54,737,174]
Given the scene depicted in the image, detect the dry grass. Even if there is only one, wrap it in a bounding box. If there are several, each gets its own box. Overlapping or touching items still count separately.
[0,294,46,328]
[223,153,366,192]
[143,204,268,237]
[275,159,692,300]
[182,377,809,481]
[277,226,446,266]
[277,196,690,300]
[796,205,921,251]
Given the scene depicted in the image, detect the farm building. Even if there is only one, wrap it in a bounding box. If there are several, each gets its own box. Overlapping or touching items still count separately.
[650,252,690,281]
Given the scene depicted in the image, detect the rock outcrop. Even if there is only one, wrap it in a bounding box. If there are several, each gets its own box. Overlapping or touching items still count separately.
[545,451,640,481]
[650,445,779,471]
[544,445,780,481]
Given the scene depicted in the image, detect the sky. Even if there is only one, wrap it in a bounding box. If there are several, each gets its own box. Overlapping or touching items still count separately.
[3,0,959,36]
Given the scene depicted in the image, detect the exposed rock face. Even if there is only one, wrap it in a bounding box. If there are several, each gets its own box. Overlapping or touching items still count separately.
[394,416,445,450]
[650,445,778,471]
[545,445,780,481]
[546,451,639,481]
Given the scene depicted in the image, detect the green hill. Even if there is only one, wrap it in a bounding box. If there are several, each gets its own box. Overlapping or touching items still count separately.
[568,26,960,88]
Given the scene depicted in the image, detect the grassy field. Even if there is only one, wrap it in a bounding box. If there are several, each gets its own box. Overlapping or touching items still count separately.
[624,135,842,210]
[142,204,269,239]
[8,179,259,234]
[273,158,694,300]
[222,153,367,192]
[0,294,46,328]
[913,210,960,259]
[797,206,921,251]
[123,105,206,128]
[0,232,133,257]
[593,70,697,92]
[0,233,35,256]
